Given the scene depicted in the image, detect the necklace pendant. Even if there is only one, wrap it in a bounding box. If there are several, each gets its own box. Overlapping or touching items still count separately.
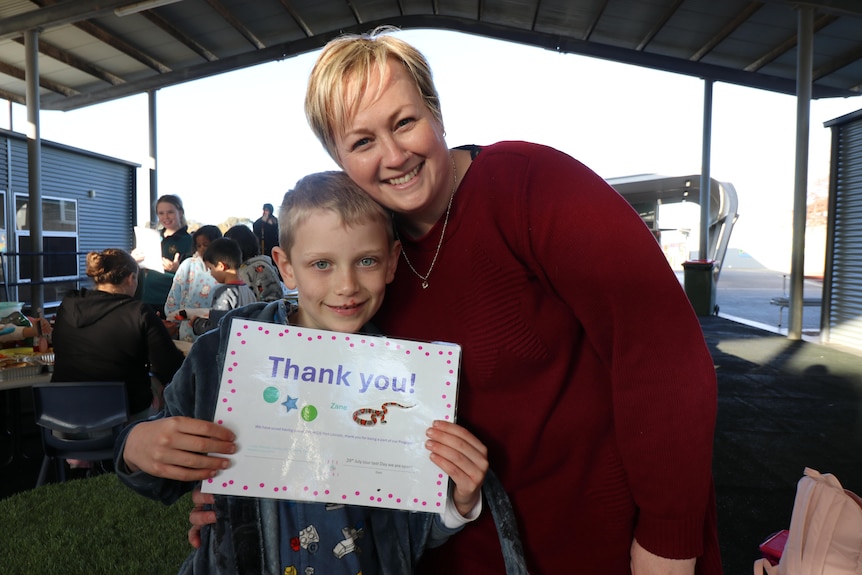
[421,280,429,289]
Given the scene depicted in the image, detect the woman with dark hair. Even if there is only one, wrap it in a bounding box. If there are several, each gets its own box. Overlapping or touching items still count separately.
[52,248,185,421]
[223,224,285,302]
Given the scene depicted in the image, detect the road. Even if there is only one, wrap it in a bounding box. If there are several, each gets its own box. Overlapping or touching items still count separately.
[678,267,824,335]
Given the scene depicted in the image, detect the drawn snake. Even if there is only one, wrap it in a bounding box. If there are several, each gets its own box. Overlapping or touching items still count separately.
[352,402,413,426]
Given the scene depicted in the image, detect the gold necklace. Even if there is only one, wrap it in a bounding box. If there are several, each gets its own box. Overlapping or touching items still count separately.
[396,155,458,289]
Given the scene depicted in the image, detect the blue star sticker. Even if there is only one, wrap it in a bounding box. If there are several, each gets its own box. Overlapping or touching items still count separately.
[282,395,298,413]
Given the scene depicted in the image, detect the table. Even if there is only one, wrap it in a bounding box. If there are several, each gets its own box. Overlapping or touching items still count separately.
[0,371,51,391]
[1,371,52,465]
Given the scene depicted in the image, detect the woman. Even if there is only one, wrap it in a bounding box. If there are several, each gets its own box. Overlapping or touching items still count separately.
[134,195,194,316]
[52,249,186,420]
[252,202,279,258]
[164,225,222,342]
[171,29,719,574]
[300,29,721,575]
[154,194,193,273]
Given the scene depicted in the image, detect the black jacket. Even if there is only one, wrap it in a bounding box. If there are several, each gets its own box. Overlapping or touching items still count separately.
[52,288,185,414]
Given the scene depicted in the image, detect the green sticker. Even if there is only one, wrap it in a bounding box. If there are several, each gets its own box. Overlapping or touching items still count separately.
[262,386,280,403]
[301,405,318,422]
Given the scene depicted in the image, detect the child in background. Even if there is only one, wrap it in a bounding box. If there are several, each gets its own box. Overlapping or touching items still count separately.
[224,224,286,302]
[190,238,256,336]
[165,225,222,342]
[114,171,487,575]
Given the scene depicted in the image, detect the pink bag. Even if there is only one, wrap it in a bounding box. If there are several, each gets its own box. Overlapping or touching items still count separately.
[754,468,862,575]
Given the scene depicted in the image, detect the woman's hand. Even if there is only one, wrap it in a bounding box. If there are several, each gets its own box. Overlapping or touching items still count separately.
[188,487,216,548]
[630,538,696,575]
[162,253,181,273]
[21,317,52,339]
[131,247,146,263]
[35,317,52,336]
[122,416,236,481]
[425,420,489,516]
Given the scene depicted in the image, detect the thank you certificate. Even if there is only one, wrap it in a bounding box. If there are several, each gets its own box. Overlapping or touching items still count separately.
[202,318,461,513]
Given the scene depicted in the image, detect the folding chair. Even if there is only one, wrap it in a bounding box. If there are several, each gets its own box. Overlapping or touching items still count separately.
[31,381,129,487]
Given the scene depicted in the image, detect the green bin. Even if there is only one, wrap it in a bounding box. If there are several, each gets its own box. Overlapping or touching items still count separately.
[682,260,716,316]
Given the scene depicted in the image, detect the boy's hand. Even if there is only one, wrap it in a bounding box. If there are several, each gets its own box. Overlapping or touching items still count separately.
[123,416,236,481]
[188,487,216,548]
[425,420,489,516]
[162,320,180,338]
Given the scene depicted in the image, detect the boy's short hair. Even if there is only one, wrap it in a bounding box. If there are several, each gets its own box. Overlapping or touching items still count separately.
[203,237,243,271]
[278,171,394,255]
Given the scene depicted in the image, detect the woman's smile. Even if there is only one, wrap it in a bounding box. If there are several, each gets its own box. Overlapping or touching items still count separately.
[385,162,422,186]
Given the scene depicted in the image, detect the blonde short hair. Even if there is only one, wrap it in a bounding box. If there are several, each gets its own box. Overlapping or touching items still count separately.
[278,171,394,255]
[305,26,443,164]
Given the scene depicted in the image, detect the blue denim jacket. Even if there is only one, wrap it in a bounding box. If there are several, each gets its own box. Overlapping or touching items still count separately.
[114,300,461,574]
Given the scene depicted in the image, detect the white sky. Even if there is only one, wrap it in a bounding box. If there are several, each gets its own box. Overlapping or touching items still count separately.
[5,28,861,272]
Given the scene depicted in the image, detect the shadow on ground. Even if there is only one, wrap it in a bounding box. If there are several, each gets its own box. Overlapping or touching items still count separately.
[702,316,862,575]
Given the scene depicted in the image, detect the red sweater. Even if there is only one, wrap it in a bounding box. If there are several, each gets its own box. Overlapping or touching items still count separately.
[375,142,721,574]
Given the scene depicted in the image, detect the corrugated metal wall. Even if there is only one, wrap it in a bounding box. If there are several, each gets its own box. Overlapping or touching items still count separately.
[0,129,137,304]
[823,111,862,351]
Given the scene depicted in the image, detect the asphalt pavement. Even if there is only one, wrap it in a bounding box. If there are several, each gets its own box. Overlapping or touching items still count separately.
[678,265,824,336]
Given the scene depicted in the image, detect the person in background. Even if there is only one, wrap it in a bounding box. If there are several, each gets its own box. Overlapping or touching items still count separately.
[165,225,222,342]
[0,315,51,343]
[252,202,279,258]
[114,171,487,574]
[133,195,194,317]
[224,224,286,302]
[295,29,721,575]
[189,237,256,336]
[52,249,185,420]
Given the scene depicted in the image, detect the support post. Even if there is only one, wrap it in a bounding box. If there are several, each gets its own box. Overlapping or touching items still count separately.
[24,28,44,317]
[699,80,713,262]
[148,90,158,225]
[788,6,813,340]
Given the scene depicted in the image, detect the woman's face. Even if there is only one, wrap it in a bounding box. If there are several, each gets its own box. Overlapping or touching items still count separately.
[334,59,451,234]
[157,201,182,233]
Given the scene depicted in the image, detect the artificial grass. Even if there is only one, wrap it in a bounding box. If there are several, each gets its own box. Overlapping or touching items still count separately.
[0,472,193,575]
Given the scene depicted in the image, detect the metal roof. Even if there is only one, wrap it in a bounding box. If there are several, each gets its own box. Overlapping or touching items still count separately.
[1,0,861,112]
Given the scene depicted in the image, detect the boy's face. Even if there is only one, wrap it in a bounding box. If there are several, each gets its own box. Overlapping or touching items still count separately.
[205,261,228,283]
[272,209,400,334]
[195,236,212,258]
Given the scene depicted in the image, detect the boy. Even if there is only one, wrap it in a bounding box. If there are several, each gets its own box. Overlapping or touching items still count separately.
[114,172,488,575]
[190,237,257,336]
